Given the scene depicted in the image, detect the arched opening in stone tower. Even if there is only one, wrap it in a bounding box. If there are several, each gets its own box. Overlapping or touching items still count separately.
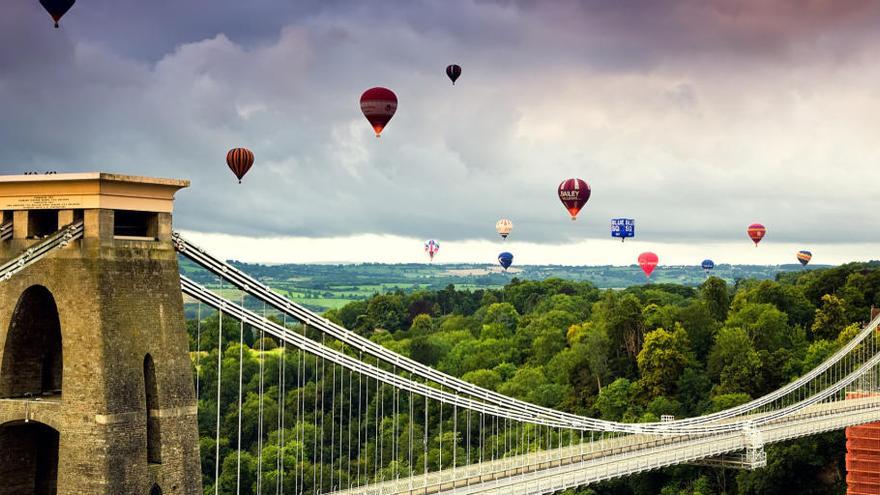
[0,421,59,495]
[0,285,63,398]
[144,354,162,464]
[149,484,162,495]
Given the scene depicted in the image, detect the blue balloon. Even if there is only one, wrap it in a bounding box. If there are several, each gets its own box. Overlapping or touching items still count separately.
[498,252,514,270]
[611,218,635,242]
[701,259,715,271]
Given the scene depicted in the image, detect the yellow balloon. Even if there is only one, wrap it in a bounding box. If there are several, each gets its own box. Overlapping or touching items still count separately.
[496,219,513,239]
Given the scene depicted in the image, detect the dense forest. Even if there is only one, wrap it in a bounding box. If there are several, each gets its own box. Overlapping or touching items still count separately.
[188,260,880,494]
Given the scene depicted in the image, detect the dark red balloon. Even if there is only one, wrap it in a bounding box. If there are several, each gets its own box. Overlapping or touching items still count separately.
[226,148,254,184]
[747,223,766,246]
[557,178,591,220]
[446,64,462,85]
[40,0,75,28]
[360,87,397,137]
[638,252,659,278]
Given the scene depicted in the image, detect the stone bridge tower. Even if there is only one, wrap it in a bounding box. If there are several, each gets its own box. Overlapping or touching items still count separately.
[0,173,201,494]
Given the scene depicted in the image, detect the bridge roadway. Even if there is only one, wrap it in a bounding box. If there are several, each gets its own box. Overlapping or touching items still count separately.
[332,396,880,495]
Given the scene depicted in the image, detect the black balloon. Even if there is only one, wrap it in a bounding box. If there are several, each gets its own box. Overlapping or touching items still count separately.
[446,64,462,85]
[40,0,75,28]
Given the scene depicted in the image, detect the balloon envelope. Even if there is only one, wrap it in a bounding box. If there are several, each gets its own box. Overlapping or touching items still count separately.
[701,259,715,271]
[797,250,812,267]
[611,218,635,241]
[747,223,766,246]
[226,148,255,183]
[360,87,397,137]
[498,252,514,270]
[638,252,659,278]
[496,219,513,239]
[425,239,440,261]
[558,178,591,220]
[40,0,75,28]
[446,64,462,85]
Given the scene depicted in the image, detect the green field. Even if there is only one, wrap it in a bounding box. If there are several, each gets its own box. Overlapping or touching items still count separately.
[180,256,833,313]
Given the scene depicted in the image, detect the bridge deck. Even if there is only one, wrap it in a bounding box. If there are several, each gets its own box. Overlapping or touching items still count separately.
[332,397,880,495]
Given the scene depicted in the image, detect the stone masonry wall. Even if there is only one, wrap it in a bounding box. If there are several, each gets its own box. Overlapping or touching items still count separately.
[0,208,201,495]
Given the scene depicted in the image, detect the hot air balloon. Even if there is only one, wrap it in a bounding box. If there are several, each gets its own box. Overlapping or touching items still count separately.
[611,218,634,242]
[701,259,715,273]
[40,0,75,28]
[638,252,658,279]
[498,252,513,271]
[496,219,513,239]
[425,239,440,262]
[797,250,812,267]
[558,178,591,220]
[226,148,255,184]
[360,87,397,137]
[747,223,766,246]
[446,64,462,85]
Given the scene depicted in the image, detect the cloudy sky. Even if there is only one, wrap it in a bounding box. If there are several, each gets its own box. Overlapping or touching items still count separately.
[2,0,880,265]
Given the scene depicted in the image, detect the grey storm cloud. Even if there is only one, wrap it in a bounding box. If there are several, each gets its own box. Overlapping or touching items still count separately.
[2,0,880,244]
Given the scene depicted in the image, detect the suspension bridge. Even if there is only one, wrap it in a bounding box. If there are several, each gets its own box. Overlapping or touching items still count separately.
[0,172,878,495]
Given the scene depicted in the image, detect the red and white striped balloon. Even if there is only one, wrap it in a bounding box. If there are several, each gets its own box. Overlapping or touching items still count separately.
[226,148,254,184]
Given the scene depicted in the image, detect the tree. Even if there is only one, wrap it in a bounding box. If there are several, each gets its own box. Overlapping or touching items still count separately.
[409,313,433,336]
[643,303,676,332]
[481,302,520,337]
[708,393,751,413]
[516,310,579,363]
[438,314,481,335]
[498,366,548,403]
[365,293,408,332]
[717,351,762,396]
[839,270,880,322]
[637,324,693,398]
[811,294,847,340]
[735,433,846,494]
[701,276,730,321]
[592,291,645,375]
[647,396,683,419]
[533,293,591,320]
[439,337,515,376]
[461,369,502,391]
[253,336,277,351]
[675,301,720,361]
[569,323,611,391]
[731,279,814,328]
[413,329,471,367]
[802,339,836,373]
[503,278,597,314]
[406,290,440,319]
[676,367,712,415]
[725,302,791,351]
[707,327,761,395]
[595,378,637,421]
[329,300,368,330]
[217,450,257,494]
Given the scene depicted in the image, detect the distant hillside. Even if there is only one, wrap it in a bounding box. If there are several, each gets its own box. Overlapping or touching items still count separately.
[179,257,842,312]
